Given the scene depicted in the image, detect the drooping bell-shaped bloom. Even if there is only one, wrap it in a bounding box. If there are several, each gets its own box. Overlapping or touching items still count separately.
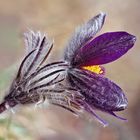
[64,12,136,126]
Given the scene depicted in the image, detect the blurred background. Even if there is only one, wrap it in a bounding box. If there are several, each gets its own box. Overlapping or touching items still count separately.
[0,0,140,140]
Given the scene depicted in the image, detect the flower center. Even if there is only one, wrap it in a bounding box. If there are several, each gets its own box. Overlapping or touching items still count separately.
[82,65,103,74]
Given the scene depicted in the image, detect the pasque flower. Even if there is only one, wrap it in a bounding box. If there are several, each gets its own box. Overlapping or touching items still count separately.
[0,13,136,126]
[63,13,136,126]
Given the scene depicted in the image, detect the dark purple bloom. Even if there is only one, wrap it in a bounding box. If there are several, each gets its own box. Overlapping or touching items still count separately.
[64,12,136,126]
[0,13,136,127]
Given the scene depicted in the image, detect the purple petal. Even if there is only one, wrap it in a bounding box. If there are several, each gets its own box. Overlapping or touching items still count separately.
[77,99,109,126]
[68,68,128,112]
[108,111,127,121]
[64,12,106,63]
[73,32,136,66]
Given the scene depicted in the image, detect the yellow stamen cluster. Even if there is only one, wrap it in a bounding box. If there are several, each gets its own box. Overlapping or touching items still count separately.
[82,65,103,74]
